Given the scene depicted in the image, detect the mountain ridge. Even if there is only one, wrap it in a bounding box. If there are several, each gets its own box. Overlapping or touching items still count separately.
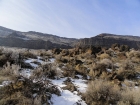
[0,26,140,49]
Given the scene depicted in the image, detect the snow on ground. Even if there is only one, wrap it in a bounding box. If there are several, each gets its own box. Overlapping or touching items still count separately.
[0,56,87,105]
[49,58,55,62]
[51,77,87,105]
[20,69,31,78]
[24,58,38,68]
[22,57,54,78]
[51,78,67,87]
[52,90,87,105]
[72,79,87,93]
[106,68,112,73]
[0,81,12,87]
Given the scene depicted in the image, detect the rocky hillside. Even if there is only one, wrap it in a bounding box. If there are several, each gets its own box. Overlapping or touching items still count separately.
[0,26,77,49]
[0,26,15,37]
[0,26,140,49]
[77,33,140,49]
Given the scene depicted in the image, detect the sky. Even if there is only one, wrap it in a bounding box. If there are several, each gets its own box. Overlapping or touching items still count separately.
[0,0,140,38]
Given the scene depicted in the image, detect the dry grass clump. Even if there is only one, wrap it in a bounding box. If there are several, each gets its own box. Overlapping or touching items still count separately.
[127,50,140,58]
[117,60,137,80]
[31,64,57,79]
[106,48,115,57]
[0,76,61,105]
[62,64,76,78]
[0,62,20,76]
[123,79,135,88]
[82,52,96,60]
[98,53,110,60]
[21,51,37,59]
[0,54,7,66]
[83,79,121,105]
[117,52,127,60]
[75,64,89,78]
[40,50,52,57]
[0,62,20,83]
[31,63,63,79]
[118,87,140,105]
[100,58,113,68]
[89,59,113,79]
[55,54,62,62]
[121,60,135,71]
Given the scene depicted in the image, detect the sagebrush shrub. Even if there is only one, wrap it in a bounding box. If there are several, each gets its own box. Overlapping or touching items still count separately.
[83,80,121,105]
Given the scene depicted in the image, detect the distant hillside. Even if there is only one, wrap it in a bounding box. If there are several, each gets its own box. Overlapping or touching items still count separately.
[0,26,77,49]
[0,26,140,49]
[0,26,14,36]
[77,33,140,49]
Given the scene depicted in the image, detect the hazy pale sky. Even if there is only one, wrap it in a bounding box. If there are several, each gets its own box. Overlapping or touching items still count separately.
[0,0,140,38]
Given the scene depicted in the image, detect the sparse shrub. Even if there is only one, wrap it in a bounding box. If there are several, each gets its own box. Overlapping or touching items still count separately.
[118,87,140,105]
[98,53,110,59]
[123,79,135,88]
[106,48,115,57]
[21,51,37,59]
[0,76,61,105]
[31,64,57,79]
[0,54,7,67]
[120,45,130,52]
[62,64,76,78]
[83,52,96,60]
[121,60,135,71]
[52,48,62,54]
[117,52,127,60]
[40,50,52,57]
[111,43,120,50]
[0,62,20,77]
[117,101,131,105]
[83,80,121,105]
[89,59,113,79]
[55,54,62,62]
[117,60,137,80]
[75,64,89,77]
[127,50,140,58]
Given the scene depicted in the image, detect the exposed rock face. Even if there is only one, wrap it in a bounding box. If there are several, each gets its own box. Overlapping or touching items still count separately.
[77,33,140,49]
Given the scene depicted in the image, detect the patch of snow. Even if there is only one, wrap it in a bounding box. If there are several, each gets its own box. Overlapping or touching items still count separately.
[51,90,87,105]
[24,57,44,68]
[33,93,37,98]
[135,86,138,89]
[25,59,38,68]
[76,75,83,79]
[106,69,112,72]
[20,69,31,78]
[72,79,88,93]
[49,58,55,63]
[51,78,66,87]
[0,85,3,87]
[87,75,90,80]
[121,83,126,87]
[2,81,11,86]
[37,56,44,64]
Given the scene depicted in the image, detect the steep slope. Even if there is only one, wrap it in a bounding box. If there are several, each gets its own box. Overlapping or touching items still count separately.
[77,33,140,49]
